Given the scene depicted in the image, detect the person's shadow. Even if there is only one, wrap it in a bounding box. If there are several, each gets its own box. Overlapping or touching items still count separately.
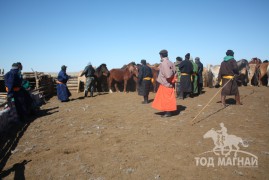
[174,105,187,115]
[0,160,31,180]
[0,106,58,173]
[154,105,186,116]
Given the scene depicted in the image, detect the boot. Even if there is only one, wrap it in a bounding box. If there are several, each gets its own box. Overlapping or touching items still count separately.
[142,96,149,104]
[221,95,227,107]
[235,93,242,105]
[84,90,88,97]
[161,111,172,118]
[90,86,94,97]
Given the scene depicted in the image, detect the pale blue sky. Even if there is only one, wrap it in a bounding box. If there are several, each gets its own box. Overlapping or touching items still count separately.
[0,0,268,72]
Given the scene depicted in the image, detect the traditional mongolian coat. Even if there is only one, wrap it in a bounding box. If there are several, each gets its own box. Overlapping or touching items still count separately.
[152,57,177,111]
[57,70,71,102]
[138,65,153,96]
[218,56,239,96]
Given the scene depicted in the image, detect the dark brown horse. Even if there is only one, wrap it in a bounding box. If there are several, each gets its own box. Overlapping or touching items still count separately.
[78,63,110,93]
[108,62,138,93]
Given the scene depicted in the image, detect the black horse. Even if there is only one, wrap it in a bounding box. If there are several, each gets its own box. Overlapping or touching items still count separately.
[94,64,110,92]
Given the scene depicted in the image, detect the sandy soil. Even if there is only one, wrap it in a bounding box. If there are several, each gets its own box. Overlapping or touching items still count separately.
[0,86,269,180]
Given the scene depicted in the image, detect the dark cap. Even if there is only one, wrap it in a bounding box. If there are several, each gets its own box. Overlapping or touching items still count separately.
[61,65,67,70]
[176,57,183,62]
[159,49,168,57]
[12,63,18,67]
[141,59,147,65]
[226,50,234,56]
[159,49,168,54]
[185,53,190,60]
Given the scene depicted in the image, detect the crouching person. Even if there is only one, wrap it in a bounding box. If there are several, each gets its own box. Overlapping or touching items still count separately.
[5,63,33,122]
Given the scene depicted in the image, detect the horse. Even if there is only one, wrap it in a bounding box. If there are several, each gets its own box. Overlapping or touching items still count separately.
[256,62,269,86]
[203,129,248,157]
[77,63,110,93]
[207,64,220,87]
[108,62,138,93]
[249,57,262,65]
[237,59,250,86]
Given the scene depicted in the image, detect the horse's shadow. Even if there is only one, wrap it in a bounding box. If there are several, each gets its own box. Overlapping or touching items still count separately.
[0,106,58,172]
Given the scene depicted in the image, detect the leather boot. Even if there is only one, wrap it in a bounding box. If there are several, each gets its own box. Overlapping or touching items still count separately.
[161,111,172,118]
[235,93,242,105]
[84,90,88,97]
[221,95,226,107]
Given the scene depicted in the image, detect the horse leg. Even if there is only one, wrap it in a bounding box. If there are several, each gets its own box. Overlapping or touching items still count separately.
[114,82,119,92]
[123,79,127,93]
[225,145,232,157]
[108,77,113,93]
[213,146,220,156]
[233,144,239,157]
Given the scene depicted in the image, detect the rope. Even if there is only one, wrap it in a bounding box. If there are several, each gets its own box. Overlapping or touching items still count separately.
[191,78,233,125]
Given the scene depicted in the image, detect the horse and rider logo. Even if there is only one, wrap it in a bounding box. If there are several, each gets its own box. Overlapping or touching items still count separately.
[203,122,249,157]
[195,123,258,167]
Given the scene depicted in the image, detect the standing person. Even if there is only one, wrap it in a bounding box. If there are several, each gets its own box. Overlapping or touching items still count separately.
[190,56,198,96]
[138,59,153,104]
[178,53,193,99]
[152,50,177,117]
[217,50,242,106]
[5,63,32,122]
[80,62,96,97]
[56,65,71,102]
[195,57,204,95]
[175,57,183,99]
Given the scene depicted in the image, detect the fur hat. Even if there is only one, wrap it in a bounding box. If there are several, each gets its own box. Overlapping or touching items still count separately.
[226,50,234,56]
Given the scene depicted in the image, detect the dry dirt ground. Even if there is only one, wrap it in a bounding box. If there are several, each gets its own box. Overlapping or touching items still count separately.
[0,86,269,180]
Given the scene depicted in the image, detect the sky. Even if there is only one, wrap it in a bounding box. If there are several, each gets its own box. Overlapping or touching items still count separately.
[0,0,268,73]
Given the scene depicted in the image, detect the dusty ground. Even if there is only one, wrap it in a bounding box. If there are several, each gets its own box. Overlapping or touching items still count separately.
[0,86,269,180]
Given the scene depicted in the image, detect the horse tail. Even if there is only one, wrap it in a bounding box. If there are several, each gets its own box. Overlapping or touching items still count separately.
[240,139,249,147]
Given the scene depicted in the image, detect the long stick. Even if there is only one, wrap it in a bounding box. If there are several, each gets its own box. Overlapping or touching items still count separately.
[191,78,232,125]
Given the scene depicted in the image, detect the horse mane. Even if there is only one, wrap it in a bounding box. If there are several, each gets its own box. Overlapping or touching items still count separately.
[121,62,136,70]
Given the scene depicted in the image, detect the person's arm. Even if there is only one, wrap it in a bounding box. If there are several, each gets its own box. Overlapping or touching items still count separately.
[5,73,15,97]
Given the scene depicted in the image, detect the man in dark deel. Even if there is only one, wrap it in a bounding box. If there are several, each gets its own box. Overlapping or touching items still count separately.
[56,65,71,102]
[175,57,183,98]
[217,50,242,106]
[80,62,96,97]
[5,63,32,122]
[138,59,153,104]
[178,53,193,99]
[195,57,204,95]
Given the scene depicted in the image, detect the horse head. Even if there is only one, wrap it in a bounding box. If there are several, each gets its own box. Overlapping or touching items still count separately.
[237,59,249,71]
[203,128,218,139]
[96,64,110,77]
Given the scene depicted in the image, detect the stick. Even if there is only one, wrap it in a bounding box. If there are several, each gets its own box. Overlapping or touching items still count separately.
[191,78,233,125]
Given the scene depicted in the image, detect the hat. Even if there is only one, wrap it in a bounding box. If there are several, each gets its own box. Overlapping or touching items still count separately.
[195,57,200,62]
[159,49,168,57]
[185,53,190,60]
[176,57,183,62]
[12,63,18,68]
[141,59,147,65]
[226,50,234,56]
[61,65,67,70]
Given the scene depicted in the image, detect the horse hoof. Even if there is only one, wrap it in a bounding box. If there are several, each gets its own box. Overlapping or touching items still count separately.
[109,90,113,93]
